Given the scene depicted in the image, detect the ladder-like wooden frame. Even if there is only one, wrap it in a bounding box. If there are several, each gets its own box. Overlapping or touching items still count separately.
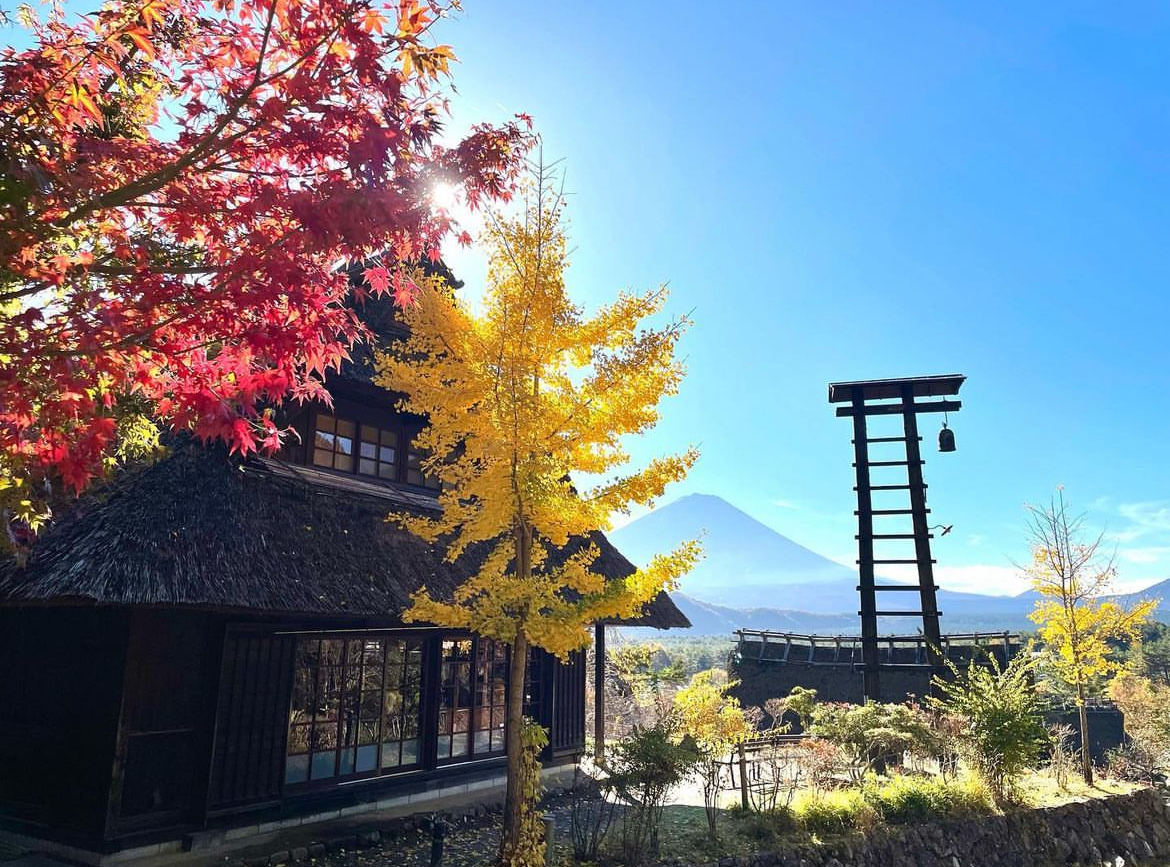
[829,375,965,701]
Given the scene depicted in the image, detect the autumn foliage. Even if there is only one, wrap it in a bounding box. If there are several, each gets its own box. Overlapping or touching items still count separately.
[374,164,699,862]
[0,0,531,524]
[1025,490,1157,783]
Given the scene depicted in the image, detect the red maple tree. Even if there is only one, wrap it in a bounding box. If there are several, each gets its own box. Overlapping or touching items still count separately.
[0,0,531,515]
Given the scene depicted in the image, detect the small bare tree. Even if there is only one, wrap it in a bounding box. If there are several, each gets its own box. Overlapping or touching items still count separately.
[1024,488,1157,784]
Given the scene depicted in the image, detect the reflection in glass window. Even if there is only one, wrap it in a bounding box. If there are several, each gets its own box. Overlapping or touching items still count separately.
[438,638,507,763]
[474,640,508,755]
[312,415,355,472]
[358,425,399,479]
[437,640,472,761]
[285,635,423,785]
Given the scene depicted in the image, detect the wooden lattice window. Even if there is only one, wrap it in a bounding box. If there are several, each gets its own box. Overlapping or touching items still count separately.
[473,639,508,755]
[358,425,399,479]
[285,635,423,786]
[406,436,441,490]
[312,415,355,471]
[437,638,507,763]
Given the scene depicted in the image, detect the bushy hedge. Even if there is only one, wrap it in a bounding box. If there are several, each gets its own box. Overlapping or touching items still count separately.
[862,773,993,825]
[791,774,995,836]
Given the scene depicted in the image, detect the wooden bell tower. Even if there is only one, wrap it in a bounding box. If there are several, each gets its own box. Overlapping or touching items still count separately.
[828,374,965,701]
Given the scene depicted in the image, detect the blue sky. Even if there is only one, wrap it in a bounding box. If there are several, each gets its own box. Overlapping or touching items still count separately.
[434,2,1170,595]
[6,3,1168,595]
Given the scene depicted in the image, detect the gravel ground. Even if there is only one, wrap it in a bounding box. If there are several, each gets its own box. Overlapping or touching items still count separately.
[241,799,578,867]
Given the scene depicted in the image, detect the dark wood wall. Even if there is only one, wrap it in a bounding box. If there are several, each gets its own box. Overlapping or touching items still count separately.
[550,650,586,755]
[0,609,591,849]
[206,628,296,814]
[0,607,130,838]
[108,611,220,836]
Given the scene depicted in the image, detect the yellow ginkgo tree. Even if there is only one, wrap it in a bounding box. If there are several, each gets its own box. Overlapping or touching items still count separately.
[1025,488,1157,784]
[673,670,751,841]
[373,163,700,865]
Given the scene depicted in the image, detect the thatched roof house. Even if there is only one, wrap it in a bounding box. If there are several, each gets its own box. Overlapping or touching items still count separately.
[0,279,687,861]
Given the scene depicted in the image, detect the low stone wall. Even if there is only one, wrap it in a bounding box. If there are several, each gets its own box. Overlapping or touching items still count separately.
[674,787,1170,867]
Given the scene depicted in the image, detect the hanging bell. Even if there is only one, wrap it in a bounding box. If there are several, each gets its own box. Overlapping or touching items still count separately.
[938,422,956,453]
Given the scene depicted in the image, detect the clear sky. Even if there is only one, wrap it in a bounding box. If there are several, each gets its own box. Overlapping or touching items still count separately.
[7,3,1167,596]
[434,2,1170,596]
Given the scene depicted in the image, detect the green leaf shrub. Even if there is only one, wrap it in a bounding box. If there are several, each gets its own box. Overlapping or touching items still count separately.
[809,701,940,778]
[928,649,1049,803]
[607,721,700,863]
[860,774,994,825]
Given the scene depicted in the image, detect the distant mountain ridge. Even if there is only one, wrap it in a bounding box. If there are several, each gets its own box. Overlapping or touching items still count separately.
[612,494,1166,635]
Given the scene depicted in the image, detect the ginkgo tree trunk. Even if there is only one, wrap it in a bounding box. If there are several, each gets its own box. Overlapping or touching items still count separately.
[374,162,700,866]
[1025,489,1157,785]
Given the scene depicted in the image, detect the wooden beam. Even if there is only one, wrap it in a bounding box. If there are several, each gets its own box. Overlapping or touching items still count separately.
[902,383,945,684]
[836,400,961,418]
[594,623,606,765]
[867,610,944,617]
[851,392,881,702]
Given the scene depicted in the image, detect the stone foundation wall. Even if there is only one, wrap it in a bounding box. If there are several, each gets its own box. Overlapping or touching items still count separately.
[675,787,1170,867]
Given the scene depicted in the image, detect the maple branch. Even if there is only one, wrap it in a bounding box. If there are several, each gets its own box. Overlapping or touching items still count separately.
[87,264,218,275]
[51,8,349,230]
[0,0,164,135]
[0,279,55,303]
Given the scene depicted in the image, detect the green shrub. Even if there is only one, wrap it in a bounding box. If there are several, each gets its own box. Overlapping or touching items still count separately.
[791,788,875,836]
[606,722,700,863]
[809,701,940,778]
[928,650,1049,803]
[860,774,994,825]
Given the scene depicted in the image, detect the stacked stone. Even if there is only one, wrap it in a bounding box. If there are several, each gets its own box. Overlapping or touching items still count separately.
[678,788,1170,867]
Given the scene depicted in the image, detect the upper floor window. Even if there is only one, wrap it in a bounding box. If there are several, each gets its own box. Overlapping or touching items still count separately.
[406,438,441,490]
[312,416,355,472]
[310,411,440,491]
[359,425,398,479]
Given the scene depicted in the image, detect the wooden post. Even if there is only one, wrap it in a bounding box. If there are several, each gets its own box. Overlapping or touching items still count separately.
[543,815,556,866]
[851,392,881,702]
[901,384,944,682]
[594,622,606,765]
[737,743,749,809]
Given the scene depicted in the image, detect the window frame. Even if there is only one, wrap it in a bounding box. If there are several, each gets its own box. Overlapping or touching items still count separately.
[308,410,440,492]
[405,433,442,491]
[357,423,400,480]
[283,632,425,789]
[310,414,356,473]
[435,636,509,766]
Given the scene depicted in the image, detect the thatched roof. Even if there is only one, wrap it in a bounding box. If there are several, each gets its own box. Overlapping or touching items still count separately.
[0,440,688,629]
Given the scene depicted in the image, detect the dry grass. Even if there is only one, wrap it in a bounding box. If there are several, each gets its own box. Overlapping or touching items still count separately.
[1013,768,1140,808]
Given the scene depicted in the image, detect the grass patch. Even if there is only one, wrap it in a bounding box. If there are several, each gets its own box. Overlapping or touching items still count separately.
[1013,769,1140,808]
[861,773,994,825]
[790,774,996,838]
[586,770,1143,863]
[791,788,877,837]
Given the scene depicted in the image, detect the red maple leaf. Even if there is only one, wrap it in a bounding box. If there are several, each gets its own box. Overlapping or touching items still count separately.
[0,0,535,498]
